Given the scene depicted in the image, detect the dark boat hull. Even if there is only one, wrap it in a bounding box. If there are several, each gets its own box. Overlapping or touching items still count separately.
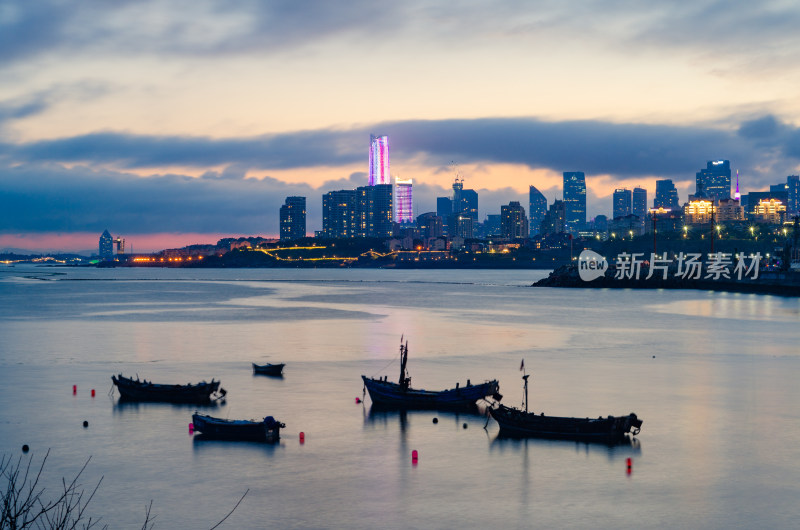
[490,405,642,442]
[191,413,283,442]
[252,363,285,376]
[362,375,499,409]
[111,374,223,404]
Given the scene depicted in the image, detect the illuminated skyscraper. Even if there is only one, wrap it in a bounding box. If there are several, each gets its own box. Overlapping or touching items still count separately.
[280,196,306,240]
[787,175,800,215]
[357,184,393,237]
[99,230,113,259]
[394,178,413,223]
[368,135,390,186]
[529,185,547,237]
[501,201,528,240]
[632,187,647,232]
[654,180,679,209]
[696,160,731,201]
[562,171,586,235]
[613,188,631,219]
[322,190,358,238]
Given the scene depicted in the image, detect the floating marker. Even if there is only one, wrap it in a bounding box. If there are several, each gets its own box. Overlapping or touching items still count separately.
[411,449,418,463]
[83,421,88,428]
[432,417,438,424]
[91,389,95,397]
[189,423,194,433]
[73,385,77,394]
[299,432,305,444]
[355,397,361,404]
[22,445,29,453]
[626,457,632,475]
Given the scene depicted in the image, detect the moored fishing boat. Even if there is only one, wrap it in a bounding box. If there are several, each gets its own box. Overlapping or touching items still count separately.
[252,362,285,376]
[361,338,501,409]
[111,374,226,403]
[489,367,642,443]
[191,413,284,442]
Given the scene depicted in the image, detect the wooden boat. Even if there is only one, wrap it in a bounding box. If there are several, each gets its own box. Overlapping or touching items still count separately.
[191,413,284,442]
[489,371,642,442]
[361,338,501,409]
[252,362,285,376]
[111,374,226,403]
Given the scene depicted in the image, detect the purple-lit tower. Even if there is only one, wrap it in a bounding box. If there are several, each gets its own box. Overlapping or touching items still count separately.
[734,170,741,200]
[394,178,413,223]
[368,135,390,186]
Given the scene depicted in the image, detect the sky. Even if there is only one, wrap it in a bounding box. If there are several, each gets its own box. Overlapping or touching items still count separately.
[3,0,800,253]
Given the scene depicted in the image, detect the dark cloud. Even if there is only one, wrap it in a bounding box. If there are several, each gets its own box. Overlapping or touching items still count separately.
[0,93,51,128]
[5,115,798,186]
[0,163,311,234]
[3,0,799,68]
[2,114,799,239]
[0,0,400,64]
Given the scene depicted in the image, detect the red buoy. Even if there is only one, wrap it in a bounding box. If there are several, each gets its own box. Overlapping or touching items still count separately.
[355,397,361,404]
[72,385,77,394]
[411,449,418,462]
[626,457,632,475]
[299,432,305,444]
[91,389,95,397]
[188,423,194,433]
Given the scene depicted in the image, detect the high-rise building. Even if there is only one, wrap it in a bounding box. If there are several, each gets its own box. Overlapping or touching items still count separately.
[484,214,501,237]
[99,230,113,259]
[279,196,306,240]
[416,212,443,239]
[461,189,478,222]
[696,160,731,201]
[322,190,358,238]
[529,185,547,237]
[654,179,679,209]
[436,197,452,235]
[501,201,528,240]
[787,175,800,215]
[613,188,632,219]
[394,178,413,223]
[632,187,647,232]
[368,135,390,186]
[563,172,586,235]
[357,184,393,237]
[540,200,566,236]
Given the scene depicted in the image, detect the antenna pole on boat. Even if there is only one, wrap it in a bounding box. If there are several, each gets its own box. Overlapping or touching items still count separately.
[522,374,529,413]
[399,337,409,390]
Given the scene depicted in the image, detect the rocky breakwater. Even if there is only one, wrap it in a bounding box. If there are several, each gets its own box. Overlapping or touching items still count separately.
[534,264,800,296]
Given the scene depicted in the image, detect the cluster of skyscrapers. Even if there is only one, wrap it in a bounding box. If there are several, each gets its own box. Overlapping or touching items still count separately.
[274,135,800,244]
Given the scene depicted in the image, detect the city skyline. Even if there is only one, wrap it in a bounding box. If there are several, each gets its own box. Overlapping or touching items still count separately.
[4,2,800,252]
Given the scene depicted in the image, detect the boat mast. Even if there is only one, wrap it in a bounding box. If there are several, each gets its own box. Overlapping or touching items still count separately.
[399,337,409,390]
[522,374,529,413]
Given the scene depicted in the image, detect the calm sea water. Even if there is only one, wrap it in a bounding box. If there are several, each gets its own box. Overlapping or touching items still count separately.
[1,265,799,529]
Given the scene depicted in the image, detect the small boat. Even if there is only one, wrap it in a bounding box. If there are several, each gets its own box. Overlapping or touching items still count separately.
[111,374,226,403]
[489,369,642,443]
[361,338,501,409]
[191,413,285,442]
[252,362,285,376]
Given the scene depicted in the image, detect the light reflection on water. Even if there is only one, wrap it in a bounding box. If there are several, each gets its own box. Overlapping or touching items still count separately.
[0,266,799,529]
